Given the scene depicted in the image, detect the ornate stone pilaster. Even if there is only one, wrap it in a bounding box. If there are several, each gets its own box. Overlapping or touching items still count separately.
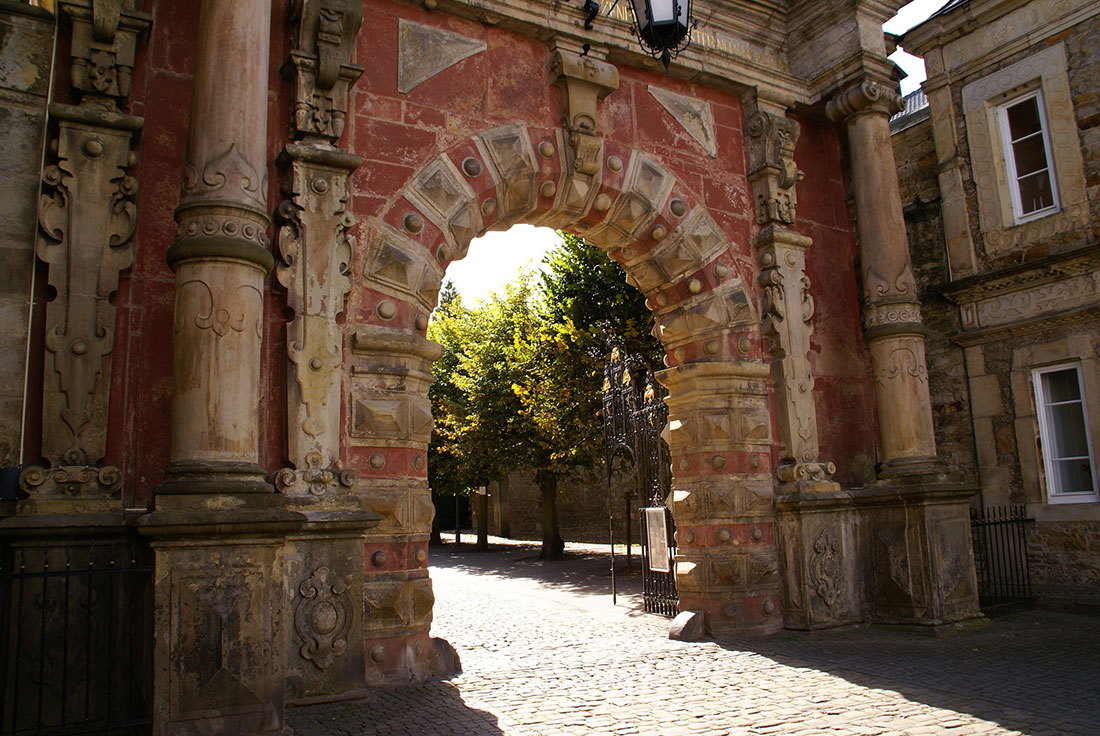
[275,0,363,501]
[827,80,941,477]
[746,104,837,493]
[159,0,274,495]
[21,0,150,505]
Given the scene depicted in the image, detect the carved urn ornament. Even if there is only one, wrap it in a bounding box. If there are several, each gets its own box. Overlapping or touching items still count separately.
[628,0,694,70]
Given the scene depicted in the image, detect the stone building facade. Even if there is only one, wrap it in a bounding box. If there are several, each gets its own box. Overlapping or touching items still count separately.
[1,0,989,732]
[894,0,1100,605]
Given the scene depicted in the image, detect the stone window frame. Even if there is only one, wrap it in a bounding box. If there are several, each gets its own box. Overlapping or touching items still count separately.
[1011,336,1100,519]
[1031,363,1098,504]
[961,42,1089,255]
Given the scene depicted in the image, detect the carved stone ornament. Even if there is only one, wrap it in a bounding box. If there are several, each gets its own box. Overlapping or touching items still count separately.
[275,458,357,498]
[60,0,151,106]
[294,565,353,671]
[808,528,841,607]
[745,110,803,226]
[19,464,122,498]
[755,232,834,482]
[286,0,364,142]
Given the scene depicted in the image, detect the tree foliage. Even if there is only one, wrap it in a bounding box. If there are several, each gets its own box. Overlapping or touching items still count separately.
[427,233,663,558]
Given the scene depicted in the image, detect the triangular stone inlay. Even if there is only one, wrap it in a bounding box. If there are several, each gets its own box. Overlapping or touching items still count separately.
[398,19,487,94]
[648,86,718,158]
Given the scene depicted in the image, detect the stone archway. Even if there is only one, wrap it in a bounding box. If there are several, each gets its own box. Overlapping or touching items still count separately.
[349,121,783,666]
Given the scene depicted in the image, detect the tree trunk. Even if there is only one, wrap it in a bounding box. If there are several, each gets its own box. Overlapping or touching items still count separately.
[475,491,489,551]
[536,469,565,559]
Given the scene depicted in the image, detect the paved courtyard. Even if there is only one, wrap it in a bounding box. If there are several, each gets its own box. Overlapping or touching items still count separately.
[288,538,1100,736]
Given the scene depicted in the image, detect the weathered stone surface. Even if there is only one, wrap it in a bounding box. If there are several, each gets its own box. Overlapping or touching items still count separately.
[668,610,705,641]
[397,19,485,94]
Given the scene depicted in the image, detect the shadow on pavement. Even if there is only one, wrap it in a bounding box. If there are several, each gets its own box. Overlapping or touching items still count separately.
[429,538,646,604]
[713,610,1100,735]
[287,679,504,736]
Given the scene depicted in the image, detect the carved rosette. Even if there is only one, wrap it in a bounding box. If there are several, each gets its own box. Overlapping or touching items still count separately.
[294,566,353,671]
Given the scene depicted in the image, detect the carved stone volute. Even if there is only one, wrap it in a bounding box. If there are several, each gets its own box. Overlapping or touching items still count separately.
[826,79,903,123]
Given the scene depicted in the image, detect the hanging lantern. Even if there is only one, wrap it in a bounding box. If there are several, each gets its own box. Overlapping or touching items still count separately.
[628,0,694,70]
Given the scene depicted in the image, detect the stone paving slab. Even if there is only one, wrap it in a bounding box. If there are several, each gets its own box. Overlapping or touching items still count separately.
[288,538,1100,736]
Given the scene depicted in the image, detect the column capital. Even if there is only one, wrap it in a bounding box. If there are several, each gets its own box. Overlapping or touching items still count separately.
[826,79,903,123]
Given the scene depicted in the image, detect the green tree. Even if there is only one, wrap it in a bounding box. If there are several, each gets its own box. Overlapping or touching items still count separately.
[427,276,540,544]
[510,233,663,558]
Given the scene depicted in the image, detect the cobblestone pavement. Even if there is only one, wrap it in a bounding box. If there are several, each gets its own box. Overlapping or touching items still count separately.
[289,537,1100,736]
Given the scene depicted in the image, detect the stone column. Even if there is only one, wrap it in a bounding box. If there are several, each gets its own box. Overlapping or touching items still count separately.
[158,0,274,495]
[827,80,940,478]
[828,80,982,630]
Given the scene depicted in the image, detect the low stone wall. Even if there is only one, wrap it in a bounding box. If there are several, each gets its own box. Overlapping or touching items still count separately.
[480,467,640,546]
[1028,521,1100,604]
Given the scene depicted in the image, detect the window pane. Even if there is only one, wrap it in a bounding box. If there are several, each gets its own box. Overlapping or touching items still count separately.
[1053,459,1094,495]
[1006,97,1041,140]
[1041,369,1082,404]
[1012,134,1048,177]
[1018,171,1054,214]
[1048,403,1090,458]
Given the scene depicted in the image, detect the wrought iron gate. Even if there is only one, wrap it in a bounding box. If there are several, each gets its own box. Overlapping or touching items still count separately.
[602,344,677,617]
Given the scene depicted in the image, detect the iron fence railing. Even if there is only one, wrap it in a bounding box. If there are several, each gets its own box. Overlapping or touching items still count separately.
[970,504,1035,612]
[0,539,153,736]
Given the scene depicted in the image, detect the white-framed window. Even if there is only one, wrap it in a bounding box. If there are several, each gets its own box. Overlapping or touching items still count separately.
[1033,363,1097,503]
[997,90,1059,223]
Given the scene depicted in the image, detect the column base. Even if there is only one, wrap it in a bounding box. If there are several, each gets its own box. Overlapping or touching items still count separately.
[156,461,274,496]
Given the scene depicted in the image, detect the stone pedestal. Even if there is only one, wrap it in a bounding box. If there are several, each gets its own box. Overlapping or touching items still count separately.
[775,489,859,630]
[284,510,380,705]
[138,500,304,736]
[854,480,983,629]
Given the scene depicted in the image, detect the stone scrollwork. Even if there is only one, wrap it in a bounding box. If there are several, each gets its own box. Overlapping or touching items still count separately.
[294,566,353,671]
[287,0,364,143]
[808,528,842,608]
[25,1,150,500]
[277,2,364,499]
[825,79,904,122]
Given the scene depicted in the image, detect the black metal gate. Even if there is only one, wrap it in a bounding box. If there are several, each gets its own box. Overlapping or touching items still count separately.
[970,504,1035,612]
[602,343,677,617]
[0,536,153,735]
